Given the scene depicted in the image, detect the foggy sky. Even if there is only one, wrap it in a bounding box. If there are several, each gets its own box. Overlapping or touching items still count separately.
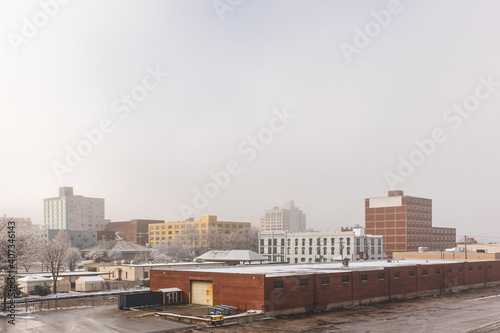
[1,0,500,243]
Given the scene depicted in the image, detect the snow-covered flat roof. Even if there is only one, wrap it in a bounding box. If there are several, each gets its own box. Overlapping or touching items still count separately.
[152,259,485,277]
[18,275,52,282]
[77,276,105,282]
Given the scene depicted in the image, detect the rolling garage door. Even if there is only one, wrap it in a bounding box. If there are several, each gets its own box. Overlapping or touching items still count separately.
[190,280,213,306]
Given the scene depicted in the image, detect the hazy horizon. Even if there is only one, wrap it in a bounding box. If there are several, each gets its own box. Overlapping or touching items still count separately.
[1,1,500,243]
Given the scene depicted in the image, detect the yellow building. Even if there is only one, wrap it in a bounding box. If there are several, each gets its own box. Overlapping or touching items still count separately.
[148,215,251,247]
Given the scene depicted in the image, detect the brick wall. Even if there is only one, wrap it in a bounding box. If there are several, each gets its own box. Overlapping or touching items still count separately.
[150,270,265,310]
[151,260,500,315]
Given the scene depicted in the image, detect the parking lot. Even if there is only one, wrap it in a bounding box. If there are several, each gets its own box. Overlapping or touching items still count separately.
[5,285,500,332]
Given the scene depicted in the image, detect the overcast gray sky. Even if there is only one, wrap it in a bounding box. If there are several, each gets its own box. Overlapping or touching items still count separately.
[1,0,500,243]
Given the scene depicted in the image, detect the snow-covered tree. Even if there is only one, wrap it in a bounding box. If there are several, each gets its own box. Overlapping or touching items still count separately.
[181,224,200,252]
[0,218,40,310]
[134,251,150,263]
[40,231,71,294]
[65,247,82,271]
[156,238,193,261]
[88,249,104,262]
[108,249,123,261]
[151,242,171,263]
[16,231,41,273]
[207,225,225,250]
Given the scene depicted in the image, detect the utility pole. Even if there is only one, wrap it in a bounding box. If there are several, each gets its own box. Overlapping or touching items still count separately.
[464,235,468,260]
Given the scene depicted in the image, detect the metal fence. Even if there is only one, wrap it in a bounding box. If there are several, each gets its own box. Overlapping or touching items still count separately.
[11,292,126,313]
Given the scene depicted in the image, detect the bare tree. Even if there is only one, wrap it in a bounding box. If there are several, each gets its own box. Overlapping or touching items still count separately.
[65,248,82,272]
[40,231,71,294]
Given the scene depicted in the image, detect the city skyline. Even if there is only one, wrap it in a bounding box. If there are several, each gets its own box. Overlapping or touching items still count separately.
[1,1,500,243]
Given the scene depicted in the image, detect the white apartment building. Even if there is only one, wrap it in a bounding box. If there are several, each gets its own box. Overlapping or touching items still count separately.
[259,225,384,263]
[260,200,306,232]
[44,187,106,231]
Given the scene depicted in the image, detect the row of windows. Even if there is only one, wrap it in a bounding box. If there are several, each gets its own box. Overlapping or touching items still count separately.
[273,265,492,288]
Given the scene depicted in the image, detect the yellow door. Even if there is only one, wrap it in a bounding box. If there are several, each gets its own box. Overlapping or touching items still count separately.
[190,281,213,306]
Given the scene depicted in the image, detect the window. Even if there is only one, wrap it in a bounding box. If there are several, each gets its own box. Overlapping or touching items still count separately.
[274,281,284,289]
[468,266,473,272]
[342,276,350,283]
[378,273,385,280]
[360,274,368,282]
[488,265,492,270]
[299,279,308,287]
[321,278,330,285]
[409,271,415,277]
[394,272,400,278]
[479,266,483,271]
[435,269,440,275]
[301,258,306,262]
[447,268,452,274]
[422,270,428,276]
[458,267,463,273]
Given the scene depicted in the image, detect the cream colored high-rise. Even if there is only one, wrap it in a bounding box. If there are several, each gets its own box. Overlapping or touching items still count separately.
[260,200,306,232]
[43,187,106,231]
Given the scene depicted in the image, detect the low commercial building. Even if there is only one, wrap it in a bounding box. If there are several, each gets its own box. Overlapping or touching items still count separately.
[81,239,151,261]
[259,225,384,263]
[75,276,106,291]
[84,262,227,281]
[17,275,52,294]
[150,259,500,315]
